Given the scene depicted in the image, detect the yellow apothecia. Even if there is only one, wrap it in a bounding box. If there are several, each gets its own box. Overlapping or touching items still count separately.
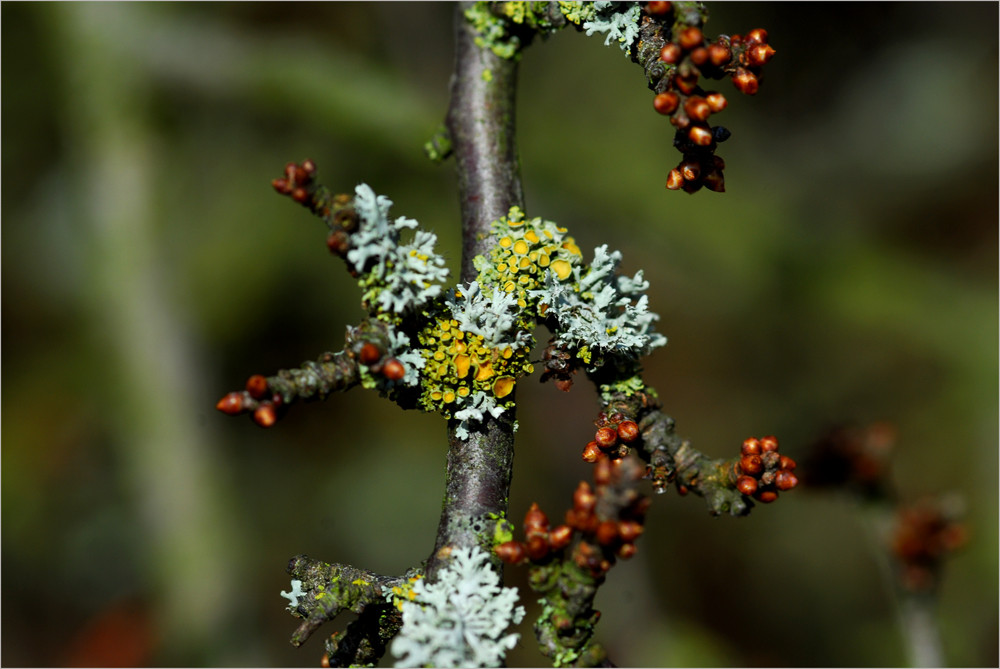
[388,575,424,612]
[415,207,584,423]
[417,317,532,416]
[480,206,584,314]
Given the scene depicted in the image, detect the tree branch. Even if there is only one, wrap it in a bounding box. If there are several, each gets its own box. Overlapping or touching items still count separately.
[426,2,524,580]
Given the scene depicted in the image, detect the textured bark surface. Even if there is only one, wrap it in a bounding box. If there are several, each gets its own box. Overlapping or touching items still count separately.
[426,2,524,580]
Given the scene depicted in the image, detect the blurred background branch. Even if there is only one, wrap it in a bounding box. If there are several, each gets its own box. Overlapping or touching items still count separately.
[2,2,996,666]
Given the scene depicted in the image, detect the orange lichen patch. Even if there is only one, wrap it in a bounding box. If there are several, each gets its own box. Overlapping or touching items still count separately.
[550,259,573,280]
[454,354,472,379]
[493,376,516,398]
[476,363,495,381]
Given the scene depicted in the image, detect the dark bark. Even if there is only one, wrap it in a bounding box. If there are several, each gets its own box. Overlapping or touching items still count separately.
[426,2,524,580]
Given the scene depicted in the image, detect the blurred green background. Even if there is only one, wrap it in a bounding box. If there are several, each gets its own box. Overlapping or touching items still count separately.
[2,2,996,666]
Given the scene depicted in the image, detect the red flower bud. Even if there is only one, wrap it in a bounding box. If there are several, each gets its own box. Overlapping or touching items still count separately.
[755,489,779,503]
[745,28,769,45]
[705,91,728,113]
[775,470,799,491]
[549,524,573,551]
[216,392,245,415]
[677,26,703,51]
[618,520,644,543]
[291,187,310,204]
[675,74,699,95]
[291,165,309,185]
[653,91,680,115]
[684,95,712,122]
[245,374,268,399]
[253,403,277,428]
[708,43,732,66]
[617,420,639,443]
[666,169,684,190]
[526,534,549,560]
[617,542,638,559]
[741,438,761,456]
[582,441,603,462]
[271,178,292,194]
[524,502,550,536]
[595,427,618,448]
[747,43,776,67]
[573,482,596,513]
[327,230,350,256]
[359,342,381,365]
[596,520,619,546]
[779,455,797,471]
[381,358,405,381]
[301,159,317,177]
[680,160,701,182]
[732,68,759,95]
[760,435,779,452]
[659,43,682,64]
[736,475,758,496]
[646,1,671,15]
[495,541,526,564]
[688,125,713,146]
[739,454,763,475]
[689,46,709,65]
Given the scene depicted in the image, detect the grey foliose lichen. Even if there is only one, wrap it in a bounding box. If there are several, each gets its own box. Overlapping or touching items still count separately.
[534,244,667,365]
[389,546,525,668]
[582,1,643,56]
[349,183,450,317]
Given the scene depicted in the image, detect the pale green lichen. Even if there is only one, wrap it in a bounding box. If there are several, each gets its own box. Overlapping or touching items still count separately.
[390,546,525,668]
[582,1,643,56]
[472,205,584,324]
[349,184,450,319]
[533,243,667,367]
[424,124,453,163]
[464,2,522,60]
[599,374,648,401]
[344,191,665,436]
[280,579,306,609]
[558,1,597,25]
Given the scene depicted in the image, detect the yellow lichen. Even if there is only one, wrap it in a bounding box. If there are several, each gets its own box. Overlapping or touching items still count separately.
[551,259,573,280]
[493,376,515,398]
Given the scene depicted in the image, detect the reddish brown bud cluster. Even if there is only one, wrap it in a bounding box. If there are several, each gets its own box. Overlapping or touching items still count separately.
[582,411,641,462]
[891,500,967,592]
[642,4,775,194]
[271,159,317,205]
[732,436,798,503]
[727,30,774,96]
[497,456,649,578]
[215,375,286,428]
[271,161,361,261]
[354,341,405,381]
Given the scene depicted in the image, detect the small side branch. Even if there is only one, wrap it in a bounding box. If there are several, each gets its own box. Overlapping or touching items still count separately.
[216,319,406,427]
[284,555,417,652]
